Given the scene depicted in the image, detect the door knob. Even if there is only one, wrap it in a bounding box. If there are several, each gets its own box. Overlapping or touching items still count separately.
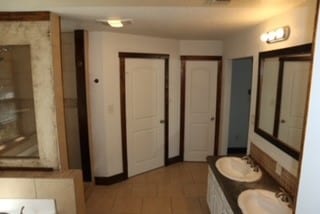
[160,120,165,124]
[210,117,215,121]
[280,119,286,123]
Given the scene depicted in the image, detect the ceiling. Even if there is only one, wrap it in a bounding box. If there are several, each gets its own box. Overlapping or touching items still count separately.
[1,0,310,39]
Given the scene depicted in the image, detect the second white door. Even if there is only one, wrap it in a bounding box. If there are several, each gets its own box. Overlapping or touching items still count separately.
[125,58,165,177]
[184,61,218,161]
[278,60,311,151]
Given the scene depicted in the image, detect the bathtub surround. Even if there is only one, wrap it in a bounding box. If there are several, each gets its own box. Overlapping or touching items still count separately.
[0,12,68,169]
[0,170,85,214]
[0,11,86,214]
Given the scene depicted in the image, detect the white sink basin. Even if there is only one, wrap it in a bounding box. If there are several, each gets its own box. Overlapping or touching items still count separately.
[215,157,262,182]
[238,189,292,214]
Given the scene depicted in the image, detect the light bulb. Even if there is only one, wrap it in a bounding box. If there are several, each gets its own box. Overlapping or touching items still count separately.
[268,31,277,41]
[260,33,269,42]
[275,28,285,39]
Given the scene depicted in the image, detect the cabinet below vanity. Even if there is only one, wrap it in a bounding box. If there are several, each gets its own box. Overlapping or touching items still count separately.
[206,156,284,214]
[207,166,233,214]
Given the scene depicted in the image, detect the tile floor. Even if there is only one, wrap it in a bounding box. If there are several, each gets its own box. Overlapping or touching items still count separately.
[85,162,210,214]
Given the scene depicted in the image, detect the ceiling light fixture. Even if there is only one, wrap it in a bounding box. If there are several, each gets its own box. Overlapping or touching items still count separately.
[107,20,123,28]
[260,26,290,43]
[96,18,133,28]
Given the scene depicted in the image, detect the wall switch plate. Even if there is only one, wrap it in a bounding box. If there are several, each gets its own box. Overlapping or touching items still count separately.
[275,162,282,175]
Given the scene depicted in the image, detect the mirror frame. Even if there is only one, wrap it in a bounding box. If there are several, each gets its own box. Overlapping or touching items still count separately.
[255,43,312,160]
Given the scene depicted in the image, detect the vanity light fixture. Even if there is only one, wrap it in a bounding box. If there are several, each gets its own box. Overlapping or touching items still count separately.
[96,18,133,28]
[260,26,290,43]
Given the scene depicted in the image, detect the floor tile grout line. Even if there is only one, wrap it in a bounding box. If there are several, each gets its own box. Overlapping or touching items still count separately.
[86,163,208,214]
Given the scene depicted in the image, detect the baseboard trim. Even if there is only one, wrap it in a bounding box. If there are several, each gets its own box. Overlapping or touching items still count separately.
[227,147,247,154]
[166,156,183,166]
[95,156,183,185]
[94,173,128,185]
[0,166,53,171]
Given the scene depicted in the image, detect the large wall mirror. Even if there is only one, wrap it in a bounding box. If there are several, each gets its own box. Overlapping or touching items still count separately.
[0,45,39,158]
[255,44,312,160]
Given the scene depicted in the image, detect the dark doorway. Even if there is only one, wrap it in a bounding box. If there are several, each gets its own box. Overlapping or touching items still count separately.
[227,57,253,155]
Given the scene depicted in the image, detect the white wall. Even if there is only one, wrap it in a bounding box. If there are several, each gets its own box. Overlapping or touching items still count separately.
[179,40,223,55]
[221,0,317,176]
[296,6,320,213]
[88,33,222,177]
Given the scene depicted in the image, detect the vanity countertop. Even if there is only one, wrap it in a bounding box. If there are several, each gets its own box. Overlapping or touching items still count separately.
[207,156,281,214]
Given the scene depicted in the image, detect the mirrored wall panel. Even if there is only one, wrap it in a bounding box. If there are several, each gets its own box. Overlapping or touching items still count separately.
[255,44,312,160]
[0,45,39,158]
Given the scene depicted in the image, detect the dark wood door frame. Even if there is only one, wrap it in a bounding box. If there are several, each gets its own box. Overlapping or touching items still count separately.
[119,52,170,178]
[180,56,223,160]
[74,30,92,182]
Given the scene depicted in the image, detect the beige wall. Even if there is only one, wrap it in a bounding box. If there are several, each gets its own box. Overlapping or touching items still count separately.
[221,0,317,176]
[88,33,223,177]
[179,40,223,55]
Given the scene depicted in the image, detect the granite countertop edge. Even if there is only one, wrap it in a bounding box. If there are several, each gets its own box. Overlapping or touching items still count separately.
[207,156,281,214]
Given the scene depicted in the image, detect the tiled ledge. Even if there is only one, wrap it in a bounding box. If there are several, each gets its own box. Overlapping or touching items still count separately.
[0,169,82,178]
[0,169,85,214]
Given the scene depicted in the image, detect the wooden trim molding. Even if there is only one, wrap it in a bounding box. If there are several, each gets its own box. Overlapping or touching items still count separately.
[214,60,222,156]
[273,59,285,137]
[118,52,169,59]
[74,30,92,182]
[258,44,312,58]
[166,156,183,165]
[0,11,50,21]
[180,55,223,159]
[255,44,312,160]
[179,59,186,160]
[119,56,128,178]
[119,52,170,179]
[50,13,69,170]
[180,56,222,61]
[95,173,128,185]
[0,166,53,171]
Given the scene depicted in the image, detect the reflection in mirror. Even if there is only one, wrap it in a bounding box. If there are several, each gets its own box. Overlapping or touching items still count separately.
[255,44,312,160]
[258,57,279,134]
[277,57,311,152]
[0,45,39,158]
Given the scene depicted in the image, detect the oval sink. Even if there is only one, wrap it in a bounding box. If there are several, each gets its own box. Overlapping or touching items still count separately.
[215,157,262,182]
[238,189,292,214]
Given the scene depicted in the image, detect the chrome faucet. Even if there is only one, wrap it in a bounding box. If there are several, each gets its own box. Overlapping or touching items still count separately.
[241,155,260,172]
[20,206,25,214]
[241,155,253,165]
[275,187,294,208]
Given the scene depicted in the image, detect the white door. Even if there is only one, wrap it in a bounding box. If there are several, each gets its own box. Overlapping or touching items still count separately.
[278,60,311,151]
[184,61,218,161]
[125,59,165,177]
